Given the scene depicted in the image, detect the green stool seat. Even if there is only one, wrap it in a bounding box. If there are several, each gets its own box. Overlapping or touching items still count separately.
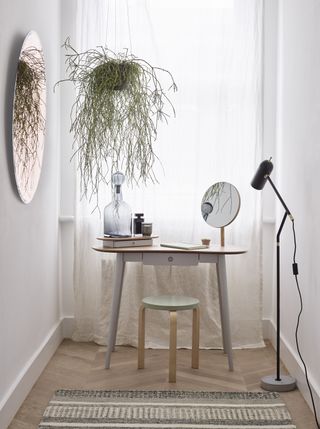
[138,295,200,383]
[142,295,199,311]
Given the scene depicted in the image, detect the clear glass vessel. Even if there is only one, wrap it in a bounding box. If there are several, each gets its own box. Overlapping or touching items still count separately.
[104,172,132,236]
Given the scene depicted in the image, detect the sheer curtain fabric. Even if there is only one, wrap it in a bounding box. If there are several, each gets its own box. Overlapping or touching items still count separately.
[72,0,264,349]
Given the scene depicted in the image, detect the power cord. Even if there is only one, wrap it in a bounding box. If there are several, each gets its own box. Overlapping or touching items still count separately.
[291,219,320,428]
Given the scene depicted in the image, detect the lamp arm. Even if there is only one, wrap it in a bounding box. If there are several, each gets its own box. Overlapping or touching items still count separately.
[277,211,288,243]
[267,176,293,220]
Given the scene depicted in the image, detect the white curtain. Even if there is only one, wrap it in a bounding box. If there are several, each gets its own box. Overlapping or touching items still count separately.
[72,0,264,349]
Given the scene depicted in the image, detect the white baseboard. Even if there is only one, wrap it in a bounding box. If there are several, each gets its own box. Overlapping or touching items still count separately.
[262,317,273,340]
[0,321,63,429]
[62,316,75,338]
[262,318,320,417]
[0,317,76,429]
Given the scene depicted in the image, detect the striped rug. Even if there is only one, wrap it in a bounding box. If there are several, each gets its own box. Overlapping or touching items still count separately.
[39,390,296,428]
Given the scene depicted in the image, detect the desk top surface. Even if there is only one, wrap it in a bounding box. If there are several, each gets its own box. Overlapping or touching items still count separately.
[92,244,247,255]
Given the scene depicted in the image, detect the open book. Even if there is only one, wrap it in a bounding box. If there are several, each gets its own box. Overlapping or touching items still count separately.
[160,242,209,250]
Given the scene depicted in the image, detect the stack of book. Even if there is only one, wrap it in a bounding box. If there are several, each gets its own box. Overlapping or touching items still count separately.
[160,242,209,250]
[97,235,158,248]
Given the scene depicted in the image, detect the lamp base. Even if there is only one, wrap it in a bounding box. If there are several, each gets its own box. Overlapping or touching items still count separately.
[261,375,296,392]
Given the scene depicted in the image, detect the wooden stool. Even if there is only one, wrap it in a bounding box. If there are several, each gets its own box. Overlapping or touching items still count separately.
[138,295,200,382]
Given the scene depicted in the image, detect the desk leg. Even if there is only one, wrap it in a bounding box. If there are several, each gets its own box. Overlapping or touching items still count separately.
[216,255,233,371]
[105,253,125,369]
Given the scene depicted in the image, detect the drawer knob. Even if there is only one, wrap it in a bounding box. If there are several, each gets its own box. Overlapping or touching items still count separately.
[168,256,173,262]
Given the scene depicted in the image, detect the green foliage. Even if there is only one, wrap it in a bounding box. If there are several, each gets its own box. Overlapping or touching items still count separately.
[202,182,234,216]
[56,38,177,203]
[13,47,45,175]
[203,183,225,205]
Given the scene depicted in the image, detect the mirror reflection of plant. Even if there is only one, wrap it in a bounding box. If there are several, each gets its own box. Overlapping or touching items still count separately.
[13,46,46,179]
[56,38,177,205]
[202,182,233,215]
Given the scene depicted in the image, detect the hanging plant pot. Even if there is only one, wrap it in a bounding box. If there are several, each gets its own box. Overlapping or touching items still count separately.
[56,38,177,205]
[92,60,140,90]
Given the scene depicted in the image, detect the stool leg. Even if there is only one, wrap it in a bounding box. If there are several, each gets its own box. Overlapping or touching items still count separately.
[192,307,200,369]
[138,305,145,369]
[169,311,177,383]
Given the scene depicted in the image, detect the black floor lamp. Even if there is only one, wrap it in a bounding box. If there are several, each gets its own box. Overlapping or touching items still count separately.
[251,159,296,392]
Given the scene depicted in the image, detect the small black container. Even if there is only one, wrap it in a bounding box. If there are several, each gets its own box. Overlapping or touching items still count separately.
[133,213,144,234]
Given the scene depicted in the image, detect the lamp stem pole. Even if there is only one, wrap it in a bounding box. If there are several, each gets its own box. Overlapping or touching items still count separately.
[276,211,288,381]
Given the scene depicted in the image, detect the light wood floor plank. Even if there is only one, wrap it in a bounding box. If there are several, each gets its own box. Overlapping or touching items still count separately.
[8,340,315,429]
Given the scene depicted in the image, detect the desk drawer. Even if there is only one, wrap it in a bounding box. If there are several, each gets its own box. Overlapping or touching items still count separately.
[143,253,199,266]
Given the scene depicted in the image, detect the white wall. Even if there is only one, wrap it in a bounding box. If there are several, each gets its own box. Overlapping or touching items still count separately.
[0,1,61,427]
[262,0,278,322]
[275,0,320,413]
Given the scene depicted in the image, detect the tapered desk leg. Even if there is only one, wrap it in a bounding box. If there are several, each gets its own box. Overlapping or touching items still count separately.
[216,254,233,371]
[138,305,145,369]
[169,311,177,383]
[105,253,125,369]
[192,307,200,369]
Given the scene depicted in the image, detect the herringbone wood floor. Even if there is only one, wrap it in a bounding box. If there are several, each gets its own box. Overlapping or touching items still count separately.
[9,340,315,428]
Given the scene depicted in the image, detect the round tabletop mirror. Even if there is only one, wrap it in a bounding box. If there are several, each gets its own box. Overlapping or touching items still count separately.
[201,182,240,245]
[12,31,46,203]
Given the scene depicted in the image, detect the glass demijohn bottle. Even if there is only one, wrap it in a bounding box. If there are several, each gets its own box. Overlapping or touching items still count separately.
[104,172,132,236]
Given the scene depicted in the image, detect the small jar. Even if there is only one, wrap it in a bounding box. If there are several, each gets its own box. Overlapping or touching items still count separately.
[201,238,211,246]
[141,222,152,237]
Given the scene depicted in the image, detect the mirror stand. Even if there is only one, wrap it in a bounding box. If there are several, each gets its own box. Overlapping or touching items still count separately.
[220,227,225,247]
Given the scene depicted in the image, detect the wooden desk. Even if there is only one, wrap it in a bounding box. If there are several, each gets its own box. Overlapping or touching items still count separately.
[93,244,246,370]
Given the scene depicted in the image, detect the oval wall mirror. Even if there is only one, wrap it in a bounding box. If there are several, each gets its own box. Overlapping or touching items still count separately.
[12,31,46,203]
[201,182,241,246]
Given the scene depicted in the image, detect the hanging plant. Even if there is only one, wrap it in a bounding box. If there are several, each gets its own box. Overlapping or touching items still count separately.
[56,38,177,202]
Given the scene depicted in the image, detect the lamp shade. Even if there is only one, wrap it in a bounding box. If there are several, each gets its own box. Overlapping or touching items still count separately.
[251,159,274,190]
